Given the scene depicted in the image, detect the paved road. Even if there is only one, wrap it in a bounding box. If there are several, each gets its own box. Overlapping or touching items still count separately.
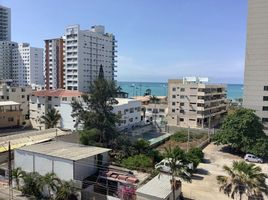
[182,143,268,200]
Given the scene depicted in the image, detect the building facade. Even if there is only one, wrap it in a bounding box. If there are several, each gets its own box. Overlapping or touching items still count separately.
[167,77,227,129]
[64,25,117,92]
[0,101,22,128]
[44,38,65,90]
[243,0,268,131]
[0,5,11,41]
[12,43,44,86]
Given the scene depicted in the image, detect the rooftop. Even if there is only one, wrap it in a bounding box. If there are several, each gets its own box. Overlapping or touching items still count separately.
[32,89,82,97]
[17,141,111,161]
[136,174,178,199]
[115,98,140,106]
[0,101,20,106]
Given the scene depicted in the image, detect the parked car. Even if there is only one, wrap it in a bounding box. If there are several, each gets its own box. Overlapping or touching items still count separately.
[155,158,193,174]
[244,154,263,163]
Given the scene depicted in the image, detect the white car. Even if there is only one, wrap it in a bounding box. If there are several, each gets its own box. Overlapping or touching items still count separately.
[155,158,193,174]
[244,154,263,163]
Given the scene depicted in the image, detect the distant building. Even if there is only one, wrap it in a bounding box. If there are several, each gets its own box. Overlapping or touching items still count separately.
[0,81,32,124]
[167,77,227,129]
[243,0,268,131]
[29,89,83,130]
[12,43,44,86]
[0,101,22,128]
[44,38,65,90]
[64,25,117,92]
[0,5,11,41]
[0,41,17,80]
[14,141,111,182]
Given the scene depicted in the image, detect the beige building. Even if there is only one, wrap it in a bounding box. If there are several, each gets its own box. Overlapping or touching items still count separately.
[243,0,268,130]
[0,101,22,128]
[0,81,32,124]
[167,77,227,129]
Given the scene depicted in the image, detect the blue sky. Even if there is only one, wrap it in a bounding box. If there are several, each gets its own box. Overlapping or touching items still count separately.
[1,0,247,84]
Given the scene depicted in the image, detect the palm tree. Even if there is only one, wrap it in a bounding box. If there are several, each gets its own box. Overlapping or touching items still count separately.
[55,181,78,200]
[40,172,61,198]
[12,167,25,190]
[41,107,61,129]
[217,160,268,200]
[162,146,192,200]
[21,172,43,199]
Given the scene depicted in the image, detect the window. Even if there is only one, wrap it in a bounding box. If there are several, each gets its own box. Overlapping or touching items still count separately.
[159,109,165,112]
[172,95,176,98]
[180,110,184,114]
[262,118,268,123]
[264,86,268,91]
[11,88,16,92]
[172,102,176,106]
[180,118,184,122]
[22,95,25,99]
[172,109,175,113]
[48,96,52,101]
[129,118,133,122]
[180,88,185,92]
[62,97,67,101]
[180,95,184,99]
[172,87,176,91]
[263,106,268,111]
[8,117,14,122]
[37,104,41,108]
[263,96,268,101]
[180,103,184,106]
[189,119,196,121]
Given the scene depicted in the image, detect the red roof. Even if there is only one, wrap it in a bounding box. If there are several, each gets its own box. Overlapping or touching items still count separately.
[32,89,83,97]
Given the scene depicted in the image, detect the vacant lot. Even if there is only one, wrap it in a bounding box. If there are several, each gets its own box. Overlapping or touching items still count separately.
[181,143,268,200]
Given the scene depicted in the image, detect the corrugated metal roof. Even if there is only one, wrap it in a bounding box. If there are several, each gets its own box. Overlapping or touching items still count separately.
[17,141,111,161]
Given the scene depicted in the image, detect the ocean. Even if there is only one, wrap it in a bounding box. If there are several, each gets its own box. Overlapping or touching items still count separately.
[118,82,243,100]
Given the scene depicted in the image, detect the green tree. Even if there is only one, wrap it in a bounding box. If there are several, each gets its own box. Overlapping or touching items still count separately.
[186,148,204,169]
[121,154,153,170]
[72,73,119,147]
[55,181,78,200]
[21,172,43,199]
[217,161,268,200]
[162,146,192,200]
[40,172,61,198]
[12,167,25,190]
[79,128,101,146]
[213,108,268,156]
[134,139,150,154]
[41,108,61,129]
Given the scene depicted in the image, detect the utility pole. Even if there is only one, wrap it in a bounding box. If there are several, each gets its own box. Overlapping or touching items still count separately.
[8,141,13,200]
[187,126,190,152]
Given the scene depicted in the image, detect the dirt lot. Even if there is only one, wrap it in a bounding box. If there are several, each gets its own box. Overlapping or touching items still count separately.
[181,143,268,200]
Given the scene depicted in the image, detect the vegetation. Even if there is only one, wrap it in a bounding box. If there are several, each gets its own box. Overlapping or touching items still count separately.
[186,148,204,169]
[213,108,268,157]
[217,161,268,200]
[162,146,192,200]
[12,168,77,200]
[171,130,207,143]
[121,154,153,170]
[71,70,120,147]
[134,139,150,154]
[41,108,61,129]
[79,128,102,146]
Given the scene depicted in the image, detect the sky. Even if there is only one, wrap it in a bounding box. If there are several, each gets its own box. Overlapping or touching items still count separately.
[1,0,247,84]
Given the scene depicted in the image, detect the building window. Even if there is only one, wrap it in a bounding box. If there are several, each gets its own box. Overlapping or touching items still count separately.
[172,95,176,98]
[22,95,25,98]
[172,88,176,91]
[159,109,165,112]
[189,119,196,121]
[172,109,175,113]
[262,118,268,123]
[263,106,268,111]
[8,117,14,122]
[263,96,268,101]
[180,103,184,106]
[180,110,184,114]
[264,86,268,91]
[37,104,41,108]
[11,88,16,92]
[180,118,184,122]
[180,95,184,99]
[172,102,176,106]
[48,96,52,101]
[180,88,185,92]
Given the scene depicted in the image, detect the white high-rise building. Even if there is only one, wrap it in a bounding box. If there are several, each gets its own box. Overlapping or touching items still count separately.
[243,0,268,131]
[0,5,11,41]
[12,43,44,86]
[0,41,17,80]
[64,25,117,92]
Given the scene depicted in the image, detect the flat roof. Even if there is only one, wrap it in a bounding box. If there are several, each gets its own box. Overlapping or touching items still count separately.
[0,101,20,106]
[115,98,139,105]
[17,141,111,161]
[137,174,177,199]
[32,89,82,97]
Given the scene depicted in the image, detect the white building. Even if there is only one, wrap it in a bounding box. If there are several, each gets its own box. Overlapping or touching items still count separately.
[64,25,117,92]
[12,43,44,86]
[14,141,111,182]
[113,98,142,131]
[44,38,65,90]
[0,41,17,80]
[168,77,227,129]
[0,81,32,124]
[29,89,83,130]
[0,5,11,41]
[243,0,268,131]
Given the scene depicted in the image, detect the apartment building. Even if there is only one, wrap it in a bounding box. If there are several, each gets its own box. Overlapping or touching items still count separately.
[167,77,227,129]
[44,38,65,89]
[64,25,117,92]
[0,81,32,124]
[0,5,11,41]
[0,101,22,128]
[12,43,44,86]
[243,0,268,131]
[0,41,17,80]
[113,98,142,131]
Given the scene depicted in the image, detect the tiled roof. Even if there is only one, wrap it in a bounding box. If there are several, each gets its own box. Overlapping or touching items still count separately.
[32,89,82,97]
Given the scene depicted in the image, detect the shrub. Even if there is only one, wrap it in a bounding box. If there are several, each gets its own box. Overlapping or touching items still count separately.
[79,128,101,145]
[171,131,188,142]
[121,154,153,170]
[186,148,204,169]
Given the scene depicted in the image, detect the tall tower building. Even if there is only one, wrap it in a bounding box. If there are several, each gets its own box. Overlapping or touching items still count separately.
[64,25,117,92]
[243,0,268,130]
[0,5,11,41]
[12,43,44,86]
[44,38,65,90]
